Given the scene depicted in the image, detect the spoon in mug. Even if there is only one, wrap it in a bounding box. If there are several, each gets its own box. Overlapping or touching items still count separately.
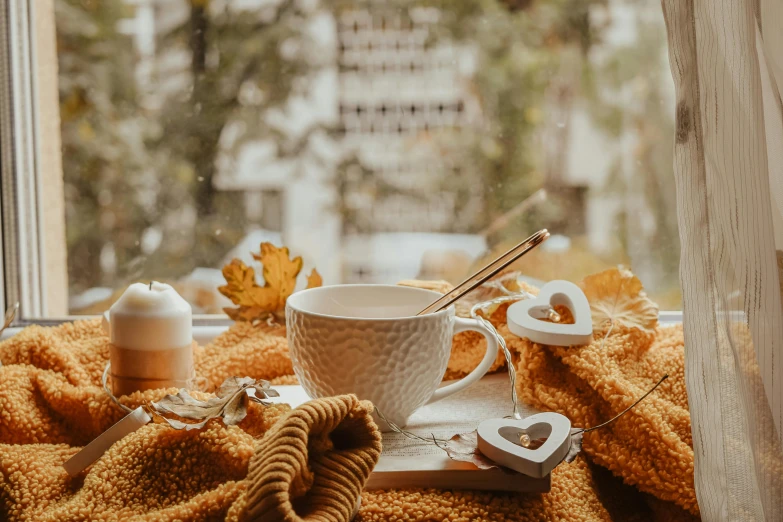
[417,230,550,315]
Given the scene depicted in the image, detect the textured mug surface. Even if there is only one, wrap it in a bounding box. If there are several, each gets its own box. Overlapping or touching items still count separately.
[286,284,497,428]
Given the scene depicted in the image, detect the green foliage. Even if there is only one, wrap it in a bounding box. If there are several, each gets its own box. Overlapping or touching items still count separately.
[422,0,608,236]
[58,0,679,306]
[58,0,161,291]
[582,13,680,298]
[334,0,606,236]
[58,0,326,294]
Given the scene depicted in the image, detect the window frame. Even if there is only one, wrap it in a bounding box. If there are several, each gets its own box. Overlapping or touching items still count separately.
[0,0,683,330]
[1,0,48,324]
[0,0,237,328]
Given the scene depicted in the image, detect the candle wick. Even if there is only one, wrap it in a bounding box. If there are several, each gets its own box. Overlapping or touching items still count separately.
[149,281,153,291]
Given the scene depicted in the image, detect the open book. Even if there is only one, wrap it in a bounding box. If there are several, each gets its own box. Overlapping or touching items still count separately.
[271,373,550,493]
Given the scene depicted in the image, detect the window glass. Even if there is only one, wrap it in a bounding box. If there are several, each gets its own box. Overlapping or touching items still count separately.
[54,0,680,315]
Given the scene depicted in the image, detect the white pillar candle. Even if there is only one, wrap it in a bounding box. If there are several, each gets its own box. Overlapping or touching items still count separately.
[108,282,194,396]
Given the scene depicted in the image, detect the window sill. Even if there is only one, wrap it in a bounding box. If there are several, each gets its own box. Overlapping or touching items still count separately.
[0,312,683,344]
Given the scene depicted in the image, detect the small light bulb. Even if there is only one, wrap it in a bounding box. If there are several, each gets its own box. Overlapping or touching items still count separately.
[519,432,531,447]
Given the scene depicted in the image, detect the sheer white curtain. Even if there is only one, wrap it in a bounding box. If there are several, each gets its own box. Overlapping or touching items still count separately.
[661,0,783,519]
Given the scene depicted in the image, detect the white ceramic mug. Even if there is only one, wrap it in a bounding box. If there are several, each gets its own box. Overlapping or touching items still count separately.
[286,284,499,429]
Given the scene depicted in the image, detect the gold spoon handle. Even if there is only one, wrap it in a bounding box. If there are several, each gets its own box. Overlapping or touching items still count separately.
[417,229,550,316]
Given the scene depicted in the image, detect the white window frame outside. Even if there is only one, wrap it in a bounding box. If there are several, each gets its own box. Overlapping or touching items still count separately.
[0,0,683,335]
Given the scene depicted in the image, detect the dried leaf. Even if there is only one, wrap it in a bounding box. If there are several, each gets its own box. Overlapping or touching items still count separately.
[253,382,279,399]
[159,417,211,431]
[152,390,225,420]
[218,376,255,397]
[247,385,279,405]
[219,260,268,307]
[252,243,303,310]
[223,305,269,323]
[579,267,658,334]
[151,377,276,430]
[219,243,322,323]
[222,391,249,426]
[564,429,583,463]
[306,269,323,289]
[247,395,269,405]
[440,430,500,470]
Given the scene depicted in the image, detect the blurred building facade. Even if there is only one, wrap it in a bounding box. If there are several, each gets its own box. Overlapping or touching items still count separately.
[212,4,488,286]
[108,0,673,310]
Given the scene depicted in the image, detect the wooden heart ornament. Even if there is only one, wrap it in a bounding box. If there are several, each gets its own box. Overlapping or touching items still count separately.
[506,280,593,346]
[477,413,572,478]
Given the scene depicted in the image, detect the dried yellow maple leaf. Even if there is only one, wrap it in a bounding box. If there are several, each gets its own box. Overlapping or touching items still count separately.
[306,269,323,289]
[219,243,321,322]
[579,267,658,334]
[251,243,304,311]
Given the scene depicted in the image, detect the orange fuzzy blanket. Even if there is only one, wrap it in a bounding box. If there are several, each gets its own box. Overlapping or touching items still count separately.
[0,292,698,521]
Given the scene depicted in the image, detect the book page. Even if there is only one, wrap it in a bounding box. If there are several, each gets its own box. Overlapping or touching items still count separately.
[380,373,518,456]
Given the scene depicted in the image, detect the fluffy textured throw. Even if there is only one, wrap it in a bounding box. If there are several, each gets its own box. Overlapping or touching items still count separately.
[0,320,381,521]
[0,283,698,521]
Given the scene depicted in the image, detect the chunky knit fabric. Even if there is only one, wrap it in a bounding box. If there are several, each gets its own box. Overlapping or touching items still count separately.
[353,302,699,522]
[0,282,698,521]
[0,321,380,521]
[514,320,695,513]
[239,397,381,521]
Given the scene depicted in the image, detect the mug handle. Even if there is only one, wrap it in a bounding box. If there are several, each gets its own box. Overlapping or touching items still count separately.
[425,317,499,405]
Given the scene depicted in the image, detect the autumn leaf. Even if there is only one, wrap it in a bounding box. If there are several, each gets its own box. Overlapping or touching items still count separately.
[219,260,266,307]
[579,267,658,334]
[439,430,502,470]
[218,260,271,322]
[151,377,279,431]
[564,429,584,463]
[223,305,268,323]
[219,243,321,322]
[252,243,303,311]
[306,269,322,289]
[222,392,249,426]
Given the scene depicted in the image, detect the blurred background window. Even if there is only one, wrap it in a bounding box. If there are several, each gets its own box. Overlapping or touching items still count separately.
[41,0,679,316]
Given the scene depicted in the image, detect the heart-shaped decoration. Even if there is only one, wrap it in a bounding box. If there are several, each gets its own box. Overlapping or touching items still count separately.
[476,412,572,478]
[506,280,593,346]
